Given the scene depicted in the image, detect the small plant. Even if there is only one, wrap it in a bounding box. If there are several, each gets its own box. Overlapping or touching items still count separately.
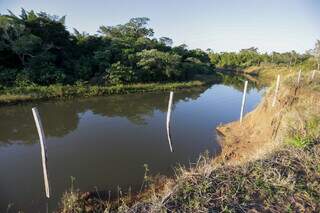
[287,135,313,148]
[6,203,14,213]
[61,176,84,213]
[287,116,320,148]
[140,164,152,192]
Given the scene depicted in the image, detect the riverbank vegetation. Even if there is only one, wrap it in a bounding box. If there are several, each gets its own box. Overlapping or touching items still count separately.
[209,47,312,70]
[0,80,209,105]
[59,72,320,212]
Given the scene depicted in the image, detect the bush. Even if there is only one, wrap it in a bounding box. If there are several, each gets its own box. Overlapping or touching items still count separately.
[105,62,137,85]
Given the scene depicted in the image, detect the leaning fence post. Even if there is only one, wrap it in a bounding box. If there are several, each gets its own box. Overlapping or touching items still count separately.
[166,91,174,152]
[240,81,248,123]
[297,69,302,85]
[272,75,281,107]
[32,107,50,198]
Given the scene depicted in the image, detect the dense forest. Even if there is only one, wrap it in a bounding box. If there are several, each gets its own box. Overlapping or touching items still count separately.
[0,9,317,88]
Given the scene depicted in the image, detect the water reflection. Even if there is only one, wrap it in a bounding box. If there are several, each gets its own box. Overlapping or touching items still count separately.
[0,88,207,145]
[86,88,205,125]
[0,74,261,146]
[217,72,264,91]
[0,102,80,144]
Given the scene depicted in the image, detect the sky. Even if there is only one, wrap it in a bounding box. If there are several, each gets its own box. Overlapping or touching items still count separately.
[0,0,319,53]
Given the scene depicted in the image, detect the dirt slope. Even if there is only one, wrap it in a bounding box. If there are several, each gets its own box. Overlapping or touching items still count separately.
[216,76,320,165]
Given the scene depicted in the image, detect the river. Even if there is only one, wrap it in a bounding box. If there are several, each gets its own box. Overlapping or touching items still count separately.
[0,77,264,212]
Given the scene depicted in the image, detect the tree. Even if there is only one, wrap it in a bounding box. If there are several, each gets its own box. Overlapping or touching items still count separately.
[159,37,173,47]
[105,62,136,84]
[208,52,220,66]
[11,33,41,66]
[0,10,217,86]
[99,17,154,39]
[137,49,181,81]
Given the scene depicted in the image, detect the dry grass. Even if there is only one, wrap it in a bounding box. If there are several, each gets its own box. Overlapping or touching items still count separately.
[161,144,320,212]
[244,64,319,86]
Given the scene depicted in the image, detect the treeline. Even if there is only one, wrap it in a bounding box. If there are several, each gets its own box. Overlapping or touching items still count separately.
[209,47,312,69]
[0,9,316,88]
[0,9,212,87]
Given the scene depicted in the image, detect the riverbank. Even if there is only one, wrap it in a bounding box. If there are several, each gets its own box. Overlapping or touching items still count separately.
[0,79,211,106]
[243,63,317,84]
[59,68,320,212]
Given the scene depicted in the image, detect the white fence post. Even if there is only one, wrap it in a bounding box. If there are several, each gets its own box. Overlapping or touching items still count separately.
[32,107,50,198]
[240,81,248,123]
[272,75,281,107]
[311,70,316,81]
[166,92,174,152]
[297,69,302,85]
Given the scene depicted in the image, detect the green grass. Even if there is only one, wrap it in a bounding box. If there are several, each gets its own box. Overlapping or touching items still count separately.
[0,80,208,105]
[286,116,320,148]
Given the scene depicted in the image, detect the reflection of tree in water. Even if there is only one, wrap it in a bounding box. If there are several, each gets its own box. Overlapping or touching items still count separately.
[40,101,83,137]
[218,72,264,92]
[0,101,81,145]
[0,74,262,145]
[0,106,36,145]
[79,87,207,125]
[0,87,207,145]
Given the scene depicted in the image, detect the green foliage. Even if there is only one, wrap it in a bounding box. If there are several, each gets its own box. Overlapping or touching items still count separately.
[106,62,136,84]
[0,67,19,86]
[209,48,312,69]
[287,116,320,148]
[137,49,182,81]
[0,9,213,87]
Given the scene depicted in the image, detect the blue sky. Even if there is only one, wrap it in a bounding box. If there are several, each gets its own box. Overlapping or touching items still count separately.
[1,0,319,53]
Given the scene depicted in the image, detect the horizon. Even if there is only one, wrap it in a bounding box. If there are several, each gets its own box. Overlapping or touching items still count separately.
[1,0,319,53]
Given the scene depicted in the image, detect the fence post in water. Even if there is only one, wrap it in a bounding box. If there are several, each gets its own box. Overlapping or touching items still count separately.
[32,107,50,198]
[240,81,248,123]
[272,75,281,107]
[297,69,302,85]
[166,91,174,152]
